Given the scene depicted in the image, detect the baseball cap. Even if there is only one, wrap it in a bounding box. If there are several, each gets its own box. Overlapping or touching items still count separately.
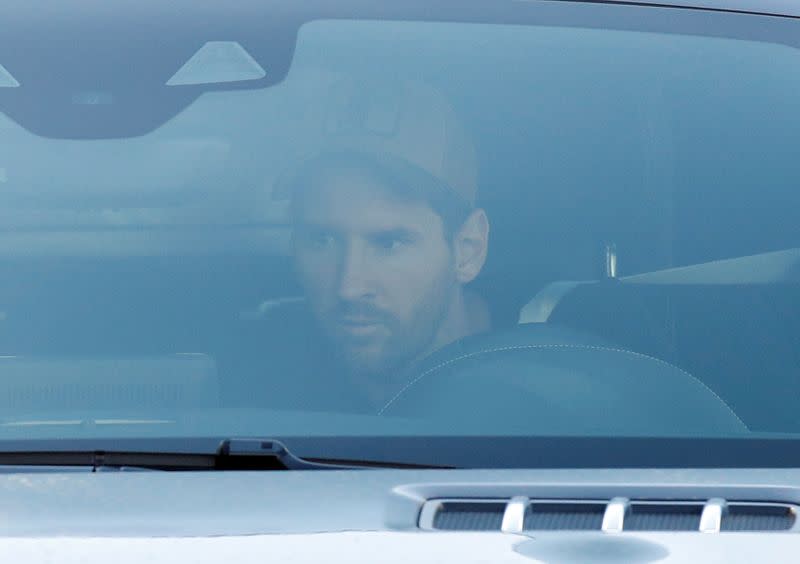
[272,74,478,207]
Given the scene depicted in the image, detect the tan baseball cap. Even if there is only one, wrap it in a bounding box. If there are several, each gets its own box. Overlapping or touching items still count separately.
[272,75,478,206]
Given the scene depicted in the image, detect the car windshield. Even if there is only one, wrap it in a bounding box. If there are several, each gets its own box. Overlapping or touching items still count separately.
[1,0,799,464]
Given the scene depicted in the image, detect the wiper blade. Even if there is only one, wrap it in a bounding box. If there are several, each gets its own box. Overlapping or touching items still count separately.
[216,438,352,470]
[0,439,419,471]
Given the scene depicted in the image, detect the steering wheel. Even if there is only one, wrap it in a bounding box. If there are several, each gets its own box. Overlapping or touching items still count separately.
[379,323,748,436]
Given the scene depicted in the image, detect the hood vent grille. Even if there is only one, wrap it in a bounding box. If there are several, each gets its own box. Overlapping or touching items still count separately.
[420,498,798,533]
[723,504,796,531]
[625,503,703,531]
[431,501,505,531]
[524,501,606,531]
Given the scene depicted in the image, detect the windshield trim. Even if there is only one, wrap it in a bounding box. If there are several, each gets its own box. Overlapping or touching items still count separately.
[0,436,799,469]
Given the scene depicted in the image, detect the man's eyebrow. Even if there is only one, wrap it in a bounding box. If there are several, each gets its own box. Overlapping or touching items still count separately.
[368,227,421,241]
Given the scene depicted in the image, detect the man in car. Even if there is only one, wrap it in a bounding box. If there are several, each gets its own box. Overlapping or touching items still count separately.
[265,77,491,412]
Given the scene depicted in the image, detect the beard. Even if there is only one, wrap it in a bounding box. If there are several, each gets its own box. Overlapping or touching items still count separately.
[318,279,455,378]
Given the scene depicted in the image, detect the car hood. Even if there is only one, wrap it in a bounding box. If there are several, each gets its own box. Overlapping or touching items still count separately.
[4,531,798,564]
[0,467,799,562]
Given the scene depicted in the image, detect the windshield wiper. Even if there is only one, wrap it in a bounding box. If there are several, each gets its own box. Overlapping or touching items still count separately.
[0,439,440,471]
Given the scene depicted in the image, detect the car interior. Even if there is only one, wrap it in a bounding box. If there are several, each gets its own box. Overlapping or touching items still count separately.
[0,19,799,436]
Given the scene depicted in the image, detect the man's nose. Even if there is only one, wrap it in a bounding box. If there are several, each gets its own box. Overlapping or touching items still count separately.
[337,242,376,301]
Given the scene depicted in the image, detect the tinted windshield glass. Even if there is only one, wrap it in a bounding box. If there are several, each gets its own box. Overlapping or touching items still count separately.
[1,2,799,449]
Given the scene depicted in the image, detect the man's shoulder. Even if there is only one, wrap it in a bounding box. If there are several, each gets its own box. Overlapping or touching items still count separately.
[254,298,326,357]
[257,297,314,328]
[240,298,363,408]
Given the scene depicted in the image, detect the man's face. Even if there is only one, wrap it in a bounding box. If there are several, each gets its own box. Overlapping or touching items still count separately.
[292,165,458,376]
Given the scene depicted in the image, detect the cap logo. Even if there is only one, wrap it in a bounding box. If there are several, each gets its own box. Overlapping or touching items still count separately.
[325,85,400,137]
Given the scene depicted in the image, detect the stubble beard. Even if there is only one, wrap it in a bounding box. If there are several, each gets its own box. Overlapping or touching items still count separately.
[329,281,456,380]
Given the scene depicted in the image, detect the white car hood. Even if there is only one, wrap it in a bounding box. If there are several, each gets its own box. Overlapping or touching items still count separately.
[1,467,799,563]
[3,531,798,563]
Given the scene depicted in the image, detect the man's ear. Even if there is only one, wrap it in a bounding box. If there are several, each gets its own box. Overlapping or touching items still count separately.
[453,208,490,284]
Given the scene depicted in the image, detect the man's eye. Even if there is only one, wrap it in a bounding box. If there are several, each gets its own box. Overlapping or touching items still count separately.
[302,231,335,249]
[373,235,407,252]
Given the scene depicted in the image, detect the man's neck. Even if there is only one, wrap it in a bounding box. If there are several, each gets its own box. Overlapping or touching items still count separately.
[430,286,491,354]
